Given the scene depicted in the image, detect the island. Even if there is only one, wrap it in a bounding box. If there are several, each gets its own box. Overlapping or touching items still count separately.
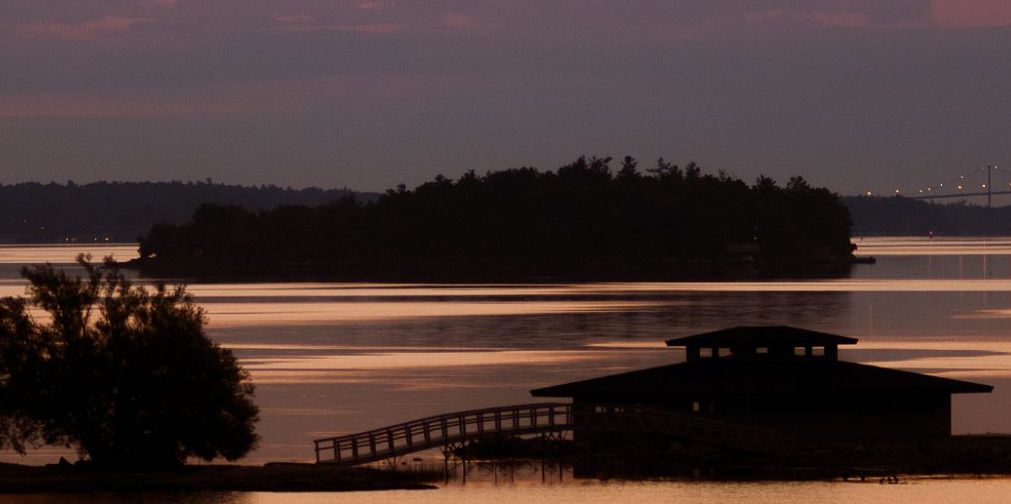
[130,157,855,281]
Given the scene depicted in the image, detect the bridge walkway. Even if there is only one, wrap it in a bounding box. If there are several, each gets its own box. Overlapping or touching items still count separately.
[313,402,788,466]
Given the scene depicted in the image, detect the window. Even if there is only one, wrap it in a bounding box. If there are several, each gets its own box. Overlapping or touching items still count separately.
[692,401,701,413]
[699,348,713,358]
[756,347,768,355]
[718,348,731,358]
[794,347,806,357]
[812,346,825,357]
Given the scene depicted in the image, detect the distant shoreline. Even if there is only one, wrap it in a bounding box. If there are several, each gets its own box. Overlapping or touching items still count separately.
[0,462,438,494]
[121,255,858,284]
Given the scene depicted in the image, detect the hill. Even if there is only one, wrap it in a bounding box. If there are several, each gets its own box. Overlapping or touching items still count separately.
[844,196,1011,236]
[0,181,374,243]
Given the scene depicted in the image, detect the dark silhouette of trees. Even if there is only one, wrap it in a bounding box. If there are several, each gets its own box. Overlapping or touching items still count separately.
[0,256,259,468]
[0,181,371,244]
[136,157,855,280]
[844,196,1011,236]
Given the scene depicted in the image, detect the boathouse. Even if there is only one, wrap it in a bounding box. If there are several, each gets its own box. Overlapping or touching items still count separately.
[530,326,992,441]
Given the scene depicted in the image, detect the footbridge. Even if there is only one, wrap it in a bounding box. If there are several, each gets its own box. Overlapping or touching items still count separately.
[313,402,787,466]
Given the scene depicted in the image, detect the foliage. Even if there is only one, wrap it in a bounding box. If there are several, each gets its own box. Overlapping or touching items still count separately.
[138,156,855,280]
[0,256,259,468]
[845,196,1011,236]
[0,180,371,243]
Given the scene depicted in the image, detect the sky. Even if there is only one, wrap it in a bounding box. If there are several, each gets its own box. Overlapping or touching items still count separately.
[1,1,1010,196]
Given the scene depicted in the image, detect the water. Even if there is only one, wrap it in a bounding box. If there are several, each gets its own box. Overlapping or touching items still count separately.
[6,478,1011,504]
[3,237,1011,502]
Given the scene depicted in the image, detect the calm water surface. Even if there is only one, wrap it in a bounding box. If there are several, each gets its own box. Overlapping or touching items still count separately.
[3,237,1011,502]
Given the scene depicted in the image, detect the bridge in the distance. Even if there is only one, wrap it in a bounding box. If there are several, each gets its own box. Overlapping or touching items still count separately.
[887,164,1009,207]
[312,402,787,466]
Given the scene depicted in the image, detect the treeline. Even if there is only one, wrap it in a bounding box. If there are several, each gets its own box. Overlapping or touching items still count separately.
[0,181,372,243]
[135,157,854,281]
[845,196,1011,236]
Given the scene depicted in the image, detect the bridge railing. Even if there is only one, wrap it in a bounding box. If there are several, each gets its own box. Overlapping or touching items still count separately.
[313,403,571,464]
[314,402,791,465]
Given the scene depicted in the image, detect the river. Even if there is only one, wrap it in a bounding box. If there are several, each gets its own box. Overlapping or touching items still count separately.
[2,237,1011,502]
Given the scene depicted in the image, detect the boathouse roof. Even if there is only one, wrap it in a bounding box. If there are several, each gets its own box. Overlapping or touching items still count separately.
[533,326,991,400]
[530,360,993,400]
[665,325,858,348]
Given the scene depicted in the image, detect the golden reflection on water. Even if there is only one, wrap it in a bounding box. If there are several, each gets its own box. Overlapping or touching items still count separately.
[6,478,1011,504]
[0,244,138,263]
[6,240,1011,477]
[203,300,663,326]
[853,236,1011,256]
[243,350,595,380]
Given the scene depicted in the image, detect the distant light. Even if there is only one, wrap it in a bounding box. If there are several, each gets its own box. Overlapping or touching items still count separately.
[958,185,964,190]
[983,184,988,189]
[919,189,924,193]
[939,184,944,187]
[865,191,872,196]
[895,189,901,194]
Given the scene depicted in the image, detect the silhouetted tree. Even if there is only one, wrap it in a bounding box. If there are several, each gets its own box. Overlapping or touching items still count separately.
[0,256,259,468]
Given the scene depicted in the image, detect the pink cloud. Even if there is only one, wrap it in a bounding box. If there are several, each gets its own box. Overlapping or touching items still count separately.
[333,23,401,34]
[272,13,400,34]
[273,13,316,30]
[15,16,151,40]
[0,74,472,118]
[930,0,1011,28]
[442,13,481,31]
[356,1,385,11]
[746,9,787,25]
[744,7,873,30]
[813,11,871,28]
[0,93,265,118]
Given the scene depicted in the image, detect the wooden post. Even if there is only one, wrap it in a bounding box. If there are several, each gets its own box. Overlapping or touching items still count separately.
[423,422,432,444]
[369,434,377,456]
[387,429,395,451]
[477,413,484,434]
[351,436,359,461]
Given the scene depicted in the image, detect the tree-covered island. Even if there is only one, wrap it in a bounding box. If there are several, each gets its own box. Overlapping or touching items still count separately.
[133,157,855,281]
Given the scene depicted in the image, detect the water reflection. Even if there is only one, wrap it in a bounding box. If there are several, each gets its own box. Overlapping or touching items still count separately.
[8,478,1011,504]
[3,240,1011,469]
[854,236,1011,256]
[0,244,137,264]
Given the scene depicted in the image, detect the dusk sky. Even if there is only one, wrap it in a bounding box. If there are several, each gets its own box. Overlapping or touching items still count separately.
[2,1,1010,195]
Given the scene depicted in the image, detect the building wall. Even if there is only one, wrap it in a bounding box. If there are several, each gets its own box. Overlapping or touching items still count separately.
[713,395,951,440]
[572,394,952,442]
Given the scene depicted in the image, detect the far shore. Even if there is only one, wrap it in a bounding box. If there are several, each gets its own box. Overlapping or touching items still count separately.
[0,462,438,494]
